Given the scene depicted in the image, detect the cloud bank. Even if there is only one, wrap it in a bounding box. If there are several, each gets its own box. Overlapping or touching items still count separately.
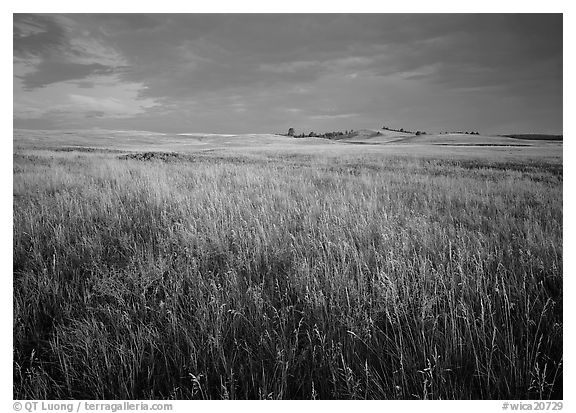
[14,14,563,134]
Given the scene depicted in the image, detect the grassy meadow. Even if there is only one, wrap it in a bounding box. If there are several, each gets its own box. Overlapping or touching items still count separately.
[13,143,563,399]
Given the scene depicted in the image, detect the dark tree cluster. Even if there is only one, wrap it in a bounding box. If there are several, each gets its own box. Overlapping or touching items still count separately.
[287,128,357,139]
[441,130,481,135]
[382,125,415,134]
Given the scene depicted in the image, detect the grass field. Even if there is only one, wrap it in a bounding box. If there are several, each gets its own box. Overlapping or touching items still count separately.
[13,131,563,399]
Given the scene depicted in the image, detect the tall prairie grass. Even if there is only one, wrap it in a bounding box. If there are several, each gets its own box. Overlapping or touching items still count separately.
[13,151,562,399]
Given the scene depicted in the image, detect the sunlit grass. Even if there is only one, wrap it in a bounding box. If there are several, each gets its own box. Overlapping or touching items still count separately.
[13,151,562,399]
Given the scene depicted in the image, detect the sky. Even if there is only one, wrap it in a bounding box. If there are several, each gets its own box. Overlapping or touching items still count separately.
[13,14,563,135]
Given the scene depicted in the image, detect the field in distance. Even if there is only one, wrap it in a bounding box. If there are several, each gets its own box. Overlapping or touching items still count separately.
[14,128,562,159]
[13,129,562,399]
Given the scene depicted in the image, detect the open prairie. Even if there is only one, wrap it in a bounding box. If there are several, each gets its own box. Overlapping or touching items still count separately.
[13,129,562,399]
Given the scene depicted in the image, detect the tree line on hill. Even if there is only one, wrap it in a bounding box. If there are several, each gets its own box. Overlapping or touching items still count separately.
[285,125,428,139]
[287,128,358,139]
[284,126,482,139]
[442,131,481,135]
[381,125,414,134]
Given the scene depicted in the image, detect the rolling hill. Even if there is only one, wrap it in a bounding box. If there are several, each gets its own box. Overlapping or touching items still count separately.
[336,129,562,147]
[13,129,335,152]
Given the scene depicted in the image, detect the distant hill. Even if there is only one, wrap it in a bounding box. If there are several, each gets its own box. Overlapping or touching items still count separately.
[500,134,563,141]
[13,129,335,152]
[333,131,563,147]
[13,128,563,153]
[337,129,414,144]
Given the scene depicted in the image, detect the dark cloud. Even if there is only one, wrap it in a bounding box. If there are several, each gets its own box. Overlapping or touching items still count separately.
[14,14,68,58]
[18,61,118,90]
[14,14,127,89]
[13,14,563,134]
[92,14,166,33]
[92,14,562,102]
